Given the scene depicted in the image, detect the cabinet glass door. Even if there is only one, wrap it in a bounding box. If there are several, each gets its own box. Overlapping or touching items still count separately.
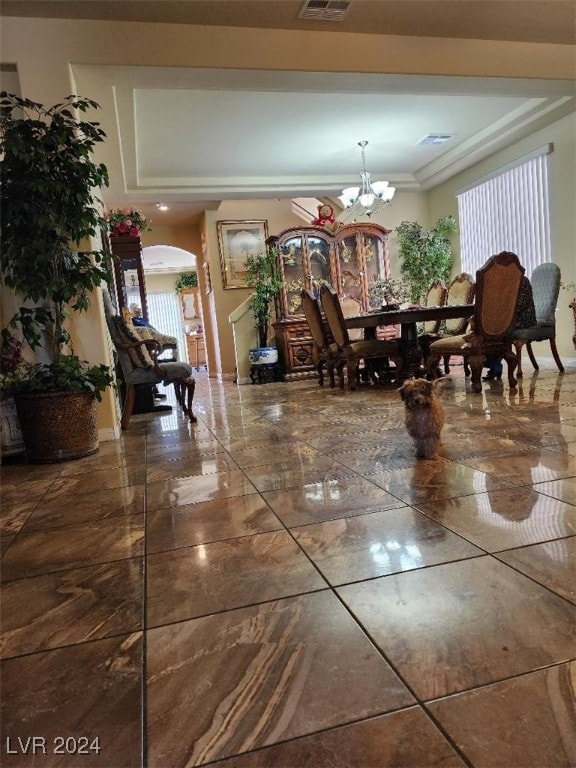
[363,235,383,288]
[307,236,332,296]
[337,235,362,305]
[279,236,305,316]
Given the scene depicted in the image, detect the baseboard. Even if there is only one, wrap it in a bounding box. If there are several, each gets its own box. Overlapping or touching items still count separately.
[99,425,121,443]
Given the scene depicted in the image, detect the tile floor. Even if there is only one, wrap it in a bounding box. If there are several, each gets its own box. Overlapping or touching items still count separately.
[1,362,575,768]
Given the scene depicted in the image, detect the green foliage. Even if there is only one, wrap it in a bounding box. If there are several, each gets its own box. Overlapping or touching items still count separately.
[396,215,457,303]
[245,247,283,347]
[175,272,199,292]
[6,358,114,401]
[0,92,114,391]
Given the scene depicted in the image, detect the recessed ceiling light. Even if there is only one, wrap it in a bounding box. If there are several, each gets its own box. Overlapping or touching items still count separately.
[156,203,169,211]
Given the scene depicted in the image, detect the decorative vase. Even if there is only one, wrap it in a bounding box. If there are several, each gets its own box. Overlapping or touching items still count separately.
[249,347,279,365]
[0,396,25,458]
[14,391,99,463]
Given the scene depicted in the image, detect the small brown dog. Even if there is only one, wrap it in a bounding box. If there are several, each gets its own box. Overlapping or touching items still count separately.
[398,378,445,459]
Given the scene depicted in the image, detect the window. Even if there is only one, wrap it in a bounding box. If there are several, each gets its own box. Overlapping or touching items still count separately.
[147,292,187,363]
[457,145,552,277]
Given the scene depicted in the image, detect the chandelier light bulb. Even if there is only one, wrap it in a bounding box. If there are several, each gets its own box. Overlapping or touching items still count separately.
[340,141,395,219]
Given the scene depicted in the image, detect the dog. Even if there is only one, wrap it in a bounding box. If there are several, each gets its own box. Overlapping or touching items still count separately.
[398,378,447,459]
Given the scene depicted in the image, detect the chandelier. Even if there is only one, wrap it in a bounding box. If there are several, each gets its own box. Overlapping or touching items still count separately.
[338,140,395,220]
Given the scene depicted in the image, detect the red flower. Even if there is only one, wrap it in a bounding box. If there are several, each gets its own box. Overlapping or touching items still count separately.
[129,227,140,237]
[118,222,129,234]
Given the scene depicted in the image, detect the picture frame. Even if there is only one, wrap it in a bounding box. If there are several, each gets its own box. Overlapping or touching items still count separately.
[217,220,269,289]
[202,262,212,294]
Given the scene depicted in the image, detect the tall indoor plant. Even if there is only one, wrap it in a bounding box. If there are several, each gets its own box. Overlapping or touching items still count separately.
[396,215,457,303]
[0,92,114,462]
[245,247,283,349]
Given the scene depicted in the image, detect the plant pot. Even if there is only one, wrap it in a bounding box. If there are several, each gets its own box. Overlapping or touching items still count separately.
[0,395,25,459]
[249,347,279,365]
[14,391,99,463]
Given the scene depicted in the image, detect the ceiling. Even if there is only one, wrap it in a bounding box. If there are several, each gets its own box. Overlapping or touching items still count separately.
[3,2,575,228]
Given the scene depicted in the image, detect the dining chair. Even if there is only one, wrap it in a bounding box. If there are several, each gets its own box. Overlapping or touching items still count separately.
[510,262,564,377]
[319,284,402,391]
[426,252,523,393]
[300,288,339,387]
[435,273,476,375]
[421,279,448,334]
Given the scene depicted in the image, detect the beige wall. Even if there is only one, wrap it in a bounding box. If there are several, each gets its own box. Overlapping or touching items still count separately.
[429,111,576,358]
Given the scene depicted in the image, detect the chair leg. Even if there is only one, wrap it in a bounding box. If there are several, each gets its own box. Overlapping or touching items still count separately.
[526,342,539,371]
[317,359,325,386]
[514,340,524,378]
[120,383,135,430]
[503,349,518,390]
[336,360,345,389]
[549,337,565,373]
[175,377,197,422]
[327,359,336,388]
[427,352,442,380]
[443,355,450,375]
[469,354,484,393]
[346,360,358,391]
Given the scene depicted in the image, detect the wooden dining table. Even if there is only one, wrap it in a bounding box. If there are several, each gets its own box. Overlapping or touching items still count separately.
[344,304,475,379]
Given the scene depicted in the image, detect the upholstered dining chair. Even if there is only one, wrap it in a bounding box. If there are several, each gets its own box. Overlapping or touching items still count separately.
[301,289,339,387]
[418,274,475,367]
[319,284,402,391]
[421,279,448,335]
[102,288,196,429]
[510,262,564,377]
[427,252,523,393]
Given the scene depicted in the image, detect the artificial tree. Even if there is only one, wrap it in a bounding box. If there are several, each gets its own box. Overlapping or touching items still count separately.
[396,215,457,303]
[244,247,283,348]
[0,92,115,460]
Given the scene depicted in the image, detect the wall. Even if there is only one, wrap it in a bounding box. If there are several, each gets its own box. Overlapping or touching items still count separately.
[428,111,576,358]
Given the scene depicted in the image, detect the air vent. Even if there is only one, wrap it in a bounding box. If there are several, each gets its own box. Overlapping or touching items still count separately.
[417,134,455,146]
[298,1,352,21]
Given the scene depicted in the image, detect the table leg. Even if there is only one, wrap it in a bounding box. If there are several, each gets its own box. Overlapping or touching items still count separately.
[398,322,426,379]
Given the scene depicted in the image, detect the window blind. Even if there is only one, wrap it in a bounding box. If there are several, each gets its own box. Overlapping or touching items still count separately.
[457,149,551,278]
[147,292,187,363]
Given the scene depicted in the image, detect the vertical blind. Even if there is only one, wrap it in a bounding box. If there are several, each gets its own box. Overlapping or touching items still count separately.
[147,291,187,363]
[457,149,551,278]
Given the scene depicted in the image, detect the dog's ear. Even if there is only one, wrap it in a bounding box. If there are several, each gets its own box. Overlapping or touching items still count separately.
[423,381,434,396]
[398,383,407,401]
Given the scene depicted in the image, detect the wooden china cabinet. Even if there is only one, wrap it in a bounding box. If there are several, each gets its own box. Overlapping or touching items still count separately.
[268,223,391,380]
[110,235,149,321]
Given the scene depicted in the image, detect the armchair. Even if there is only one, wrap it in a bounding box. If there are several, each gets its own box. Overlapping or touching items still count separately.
[102,288,196,429]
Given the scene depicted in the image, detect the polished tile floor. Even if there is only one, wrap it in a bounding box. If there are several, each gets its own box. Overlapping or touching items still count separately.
[1,362,575,768]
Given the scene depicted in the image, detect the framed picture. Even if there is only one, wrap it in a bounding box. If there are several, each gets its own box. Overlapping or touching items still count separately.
[217,220,269,289]
[202,262,212,294]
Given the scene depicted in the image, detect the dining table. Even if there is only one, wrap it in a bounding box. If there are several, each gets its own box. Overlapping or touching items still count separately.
[344,304,475,380]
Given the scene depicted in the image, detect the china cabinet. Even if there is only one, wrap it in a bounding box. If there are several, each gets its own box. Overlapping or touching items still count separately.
[268,224,391,379]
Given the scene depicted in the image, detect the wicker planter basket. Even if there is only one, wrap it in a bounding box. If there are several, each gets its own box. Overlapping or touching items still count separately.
[14,391,99,463]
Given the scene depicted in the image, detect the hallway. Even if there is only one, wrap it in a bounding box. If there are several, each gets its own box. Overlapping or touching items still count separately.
[1,365,575,767]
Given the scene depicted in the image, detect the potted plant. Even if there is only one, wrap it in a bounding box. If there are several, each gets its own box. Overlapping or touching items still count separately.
[175,272,199,293]
[396,215,457,303]
[245,247,283,364]
[104,207,152,238]
[368,277,412,310]
[0,91,115,462]
[0,329,25,458]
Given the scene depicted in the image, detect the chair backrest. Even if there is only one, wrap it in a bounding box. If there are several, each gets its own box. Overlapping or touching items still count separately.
[530,263,561,326]
[102,286,149,376]
[474,252,524,338]
[319,284,350,348]
[338,294,364,340]
[444,273,475,334]
[422,279,447,333]
[301,289,330,350]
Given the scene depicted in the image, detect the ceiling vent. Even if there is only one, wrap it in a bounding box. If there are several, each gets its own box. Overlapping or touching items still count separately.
[298,1,352,21]
[417,133,455,146]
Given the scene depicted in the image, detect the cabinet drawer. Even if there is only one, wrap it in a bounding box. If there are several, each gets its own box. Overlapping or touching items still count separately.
[287,340,315,370]
[285,325,312,342]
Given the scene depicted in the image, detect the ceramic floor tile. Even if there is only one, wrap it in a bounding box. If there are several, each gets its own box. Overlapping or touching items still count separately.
[532,475,576,505]
[146,592,414,766]
[0,501,39,536]
[230,442,321,468]
[437,431,526,460]
[146,494,282,553]
[145,452,239,483]
[48,466,146,496]
[416,487,576,551]
[21,484,145,531]
[207,708,466,768]
[496,537,576,603]
[0,515,145,581]
[262,476,405,527]
[427,663,576,767]
[0,536,14,557]
[364,460,514,505]
[338,555,576,700]
[461,448,576,484]
[146,469,257,511]
[0,633,142,767]
[0,558,143,658]
[147,530,326,626]
[243,457,357,492]
[331,443,420,473]
[293,507,482,585]
[0,464,63,485]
